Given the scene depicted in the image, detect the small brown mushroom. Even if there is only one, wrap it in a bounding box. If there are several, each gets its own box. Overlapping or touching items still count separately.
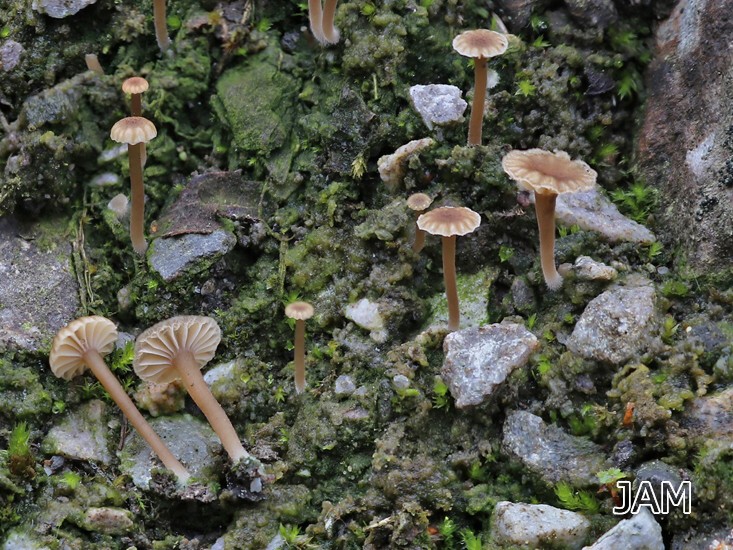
[110,116,157,255]
[153,0,171,52]
[285,301,315,394]
[308,0,325,43]
[406,193,433,253]
[122,77,149,118]
[502,149,597,290]
[134,316,252,463]
[417,207,481,331]
[452,29,508,146]
[50,316,190,482]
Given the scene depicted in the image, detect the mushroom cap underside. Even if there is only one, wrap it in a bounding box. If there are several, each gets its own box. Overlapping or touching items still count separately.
[417,206,481,237]
[285,301,315,321]
[49,316,118,380]
[452,29,508,59]
[502,148,597,195]
[110,116,157,145]
[134,315,221,384]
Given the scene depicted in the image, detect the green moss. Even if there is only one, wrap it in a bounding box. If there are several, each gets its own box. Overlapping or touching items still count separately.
[0,360,53,420]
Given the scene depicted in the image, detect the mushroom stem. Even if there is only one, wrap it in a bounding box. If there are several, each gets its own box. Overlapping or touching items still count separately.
[321,0,340,44]
[153,0,171,52]
[442,235,460,331]
[412,225,426,253]
[127,142,147,255]
[294,319,306,394]
[308,0,324,43]
[175,350,250,462]
[130,94,142,118]
[82,349,190,482]
[468,57,488,146]
[534,191,563,290]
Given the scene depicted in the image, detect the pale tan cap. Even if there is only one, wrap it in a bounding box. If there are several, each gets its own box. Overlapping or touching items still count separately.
[502,149,597,195]
[417,206,481,237]
[122,77,149,94]
[49,316,118,380]
[407,193,433,212]
[285,301,314,321]
[134,316,221,384]
[110,116,157,145]
[452,29,508,59]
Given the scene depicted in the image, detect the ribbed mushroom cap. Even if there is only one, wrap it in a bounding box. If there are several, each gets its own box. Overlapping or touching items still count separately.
[417,206,481,237]
[110,117,157,145]
[407,193,433,212]
[452,29,508,59]
[122,77,149,95]
[134,316,221,385]
[50,316,118,381]
[285,301,315,321]
[502,149,597,195]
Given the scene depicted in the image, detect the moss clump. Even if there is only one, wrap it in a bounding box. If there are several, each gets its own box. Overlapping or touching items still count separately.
[0,360,53,420]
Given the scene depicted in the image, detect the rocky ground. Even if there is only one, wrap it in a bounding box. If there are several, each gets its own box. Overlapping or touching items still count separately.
[0,0,731,548]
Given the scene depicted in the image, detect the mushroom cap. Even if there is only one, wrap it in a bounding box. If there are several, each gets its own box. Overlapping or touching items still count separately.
[417,206,481,237]
[285,301,315,321]
[452,29,508,59]
[502,149,597,195]
[134,316,221,384]
[122,76,149,94]
[406,193,433,212]
[110,116,157,145]
[49,316,118,381]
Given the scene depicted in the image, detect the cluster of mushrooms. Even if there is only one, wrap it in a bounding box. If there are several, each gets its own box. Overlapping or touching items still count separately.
[402,29,597,331]
[76,12,600,481]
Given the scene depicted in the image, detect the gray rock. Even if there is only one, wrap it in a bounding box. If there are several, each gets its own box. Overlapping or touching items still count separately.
[2,531,52,550]
[583,508,664,550]
[334,375,356,396]
[637,0,733,276]
[503,410,610,486]
[511,277,536,313]
[531,189,656,244]
[79,507,134,536]
[680,386,733,440]
[634,460,687,516]
[344,298,387,343]
[0,216,79,352]
[392,374,410,391]
[31,0,98,18]
[118,414,224,489]
[564,0,618,30]
[442,323,539,408]
[492,501,591,549]
[566,278,662,365]
[0,40,24,72]
[495,0,540,30]
[149,229,236,282]
[570,256,618,282]
[42,400,114,465]
[409,84,467,130]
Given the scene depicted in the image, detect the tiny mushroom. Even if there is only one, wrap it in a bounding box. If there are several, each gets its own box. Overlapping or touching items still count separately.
[452,29,508,146]
[110,116,157,255]
[122,77,149,118]
[285,301,315,394]
[417,206,481,331]
[502,149,597,290]
[134,316,253,463]
[406,193,433,253]
[50,316,190,482]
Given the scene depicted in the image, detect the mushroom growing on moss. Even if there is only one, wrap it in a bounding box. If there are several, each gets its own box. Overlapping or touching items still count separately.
[452,29,508,146]
[417,206,481,331]
[134,316,253,463]
[50,316,190,482]
[110,116,157,255]
[285,301,315,394]
[502,149,597,290]
[122,77,149,118]
[406,193,433,253]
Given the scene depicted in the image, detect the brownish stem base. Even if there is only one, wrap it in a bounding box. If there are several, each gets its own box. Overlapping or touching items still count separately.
[294,319,306,393]
[534,192,562,290]
[442,235,460,331]
[468,58,488,146]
